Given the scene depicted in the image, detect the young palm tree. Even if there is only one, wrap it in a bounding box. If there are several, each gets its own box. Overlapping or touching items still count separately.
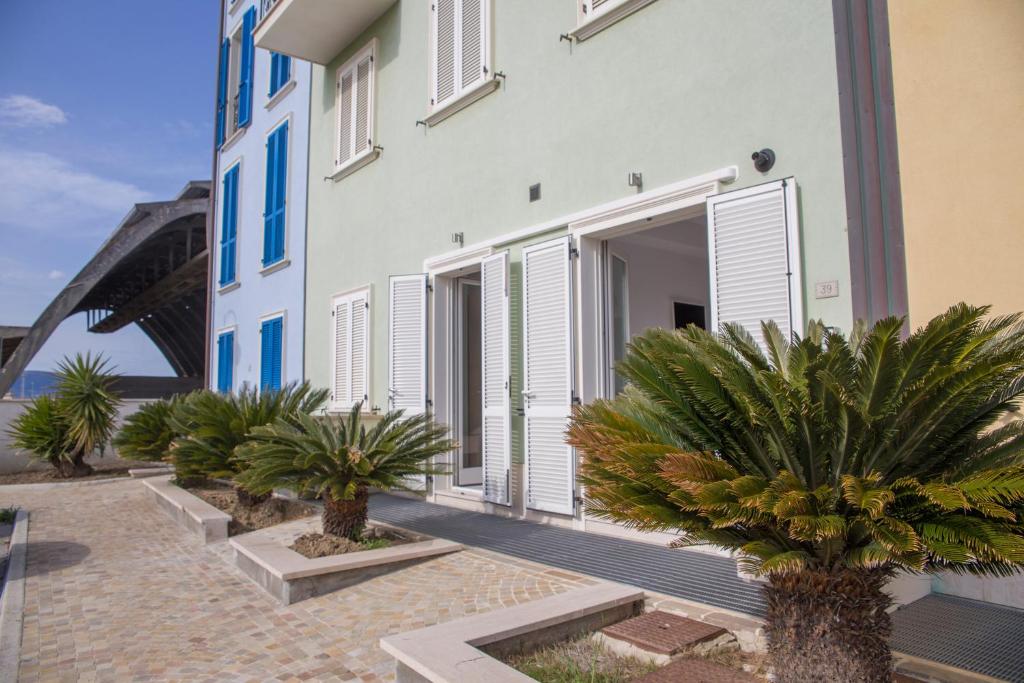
[113,397,181,462]
[7,394,73,473]
[55,353,121,476]
[168,382,328,504]
[568,304,1024,682]
[236,404,455,540]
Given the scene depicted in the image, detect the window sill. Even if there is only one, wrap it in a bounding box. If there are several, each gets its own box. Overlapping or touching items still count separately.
[259,258,291,276]
[425,77,500,127]
[330,148,380,182]
[219,126,246,155]
[265,80,297,112]
[218,281,241,294]
[570,0,658,42]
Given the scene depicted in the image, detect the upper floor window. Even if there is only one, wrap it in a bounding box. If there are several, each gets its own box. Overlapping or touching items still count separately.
[268,52,292,98]
[428,0,491,120]
[573,0,658,41]
[334,40,378,178]
[263,120,288,267]
[216,6,256,147]
[219,164,240,287]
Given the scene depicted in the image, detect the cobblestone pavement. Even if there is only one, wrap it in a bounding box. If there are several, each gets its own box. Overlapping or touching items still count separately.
[0,479,595,682]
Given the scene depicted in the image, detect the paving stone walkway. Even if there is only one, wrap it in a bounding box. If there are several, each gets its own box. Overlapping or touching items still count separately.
[0,479,594,682]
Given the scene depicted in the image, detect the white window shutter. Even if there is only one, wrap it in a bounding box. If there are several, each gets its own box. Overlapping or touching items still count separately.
[706,178,803,351]
[354,54,371,155]
[337,71,353,166]
[389,274,428,416]
[331,295,351,409]
[349,291,369,407]
[481,251,510,505]
[459,0,486,92]
[432,0,457,106]
[522,236,575,516]
[332,289,370,411]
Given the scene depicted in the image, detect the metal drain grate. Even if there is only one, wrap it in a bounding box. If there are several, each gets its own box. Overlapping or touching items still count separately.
[891,593,1024,682]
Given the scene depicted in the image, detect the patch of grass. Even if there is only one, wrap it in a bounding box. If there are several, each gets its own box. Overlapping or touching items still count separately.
[359,537,392,551]
[0,507,18,524]
[503,636,657,683]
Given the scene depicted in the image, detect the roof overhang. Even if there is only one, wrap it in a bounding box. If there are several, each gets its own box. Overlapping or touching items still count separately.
[254,0,397,65]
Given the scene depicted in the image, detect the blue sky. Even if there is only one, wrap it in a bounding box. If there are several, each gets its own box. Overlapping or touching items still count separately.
[0,0,218,375]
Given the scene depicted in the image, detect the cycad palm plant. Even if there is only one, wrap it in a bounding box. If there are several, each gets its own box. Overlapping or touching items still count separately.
[113,396,181,462]
[7,394,73,473]
[168,382,328,502]
[236,404,455,540]
[568,304,1024,682]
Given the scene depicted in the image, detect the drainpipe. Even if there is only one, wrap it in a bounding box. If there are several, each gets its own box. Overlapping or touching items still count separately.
[203,0,227,390]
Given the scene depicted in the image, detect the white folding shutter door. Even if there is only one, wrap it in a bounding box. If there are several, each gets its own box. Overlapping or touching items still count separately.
[523,237,575,516]
[460,0,485,92]
[332,295,351,409]
[433,0,457,107]
[337,71,353,166]
[389,274,428,489]
[354,55,371,156]
[481,251,510,505]
[707,179,803,350]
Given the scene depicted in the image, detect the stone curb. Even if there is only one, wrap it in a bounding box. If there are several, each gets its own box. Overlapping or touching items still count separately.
[0,509,29,682]
[128,467,173,479]
[0,476,134,491]
[142,475,231,543]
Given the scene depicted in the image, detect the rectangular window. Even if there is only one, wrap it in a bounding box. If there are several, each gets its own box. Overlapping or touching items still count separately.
[331,288,370,411]
[574,0,658,41]
[268,52,291,97]
[216,331,235,393]
[263,120,288,266]
[219,8,256,146]
[430,0,489,111]
[259,316,284,391]
[219,164,239,286]
[335,41,376,175]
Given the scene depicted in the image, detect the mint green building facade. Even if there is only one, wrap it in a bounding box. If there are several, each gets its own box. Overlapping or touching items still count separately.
[259,0,855,530]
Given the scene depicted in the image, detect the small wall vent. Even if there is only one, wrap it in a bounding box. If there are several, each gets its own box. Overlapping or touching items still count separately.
[529,183,541,202]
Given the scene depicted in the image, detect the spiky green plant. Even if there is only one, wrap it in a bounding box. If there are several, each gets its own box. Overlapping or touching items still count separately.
[568,304,1024,682]
[236,404,455,540]
[168,382,328,502]
[112,397,181,462]
[6,394,73,472]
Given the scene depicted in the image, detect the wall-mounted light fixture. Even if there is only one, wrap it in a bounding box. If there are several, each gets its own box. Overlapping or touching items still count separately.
[752,148,776,173]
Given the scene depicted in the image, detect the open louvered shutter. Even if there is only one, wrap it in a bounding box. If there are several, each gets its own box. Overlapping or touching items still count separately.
[331,290,370,411]
[459,0,486,92]
[263,122,288,265]
[586,0,613,16]
[707,178,803,351]
[217,332,234,393]
[270,319,283,390]
[216,39,229,147]
[481,252,510,504]
[389,275,428,415]
[219,166,238,285]
[389,274,428,490]
[269,53,291,97]
[523,237,575,516]
[337,70,353,166]
[237,7,256,128]
[432,0,457,107]
[259,320,272,389]
[354,54,372,156]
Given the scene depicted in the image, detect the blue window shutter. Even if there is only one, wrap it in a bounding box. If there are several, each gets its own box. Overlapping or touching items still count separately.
[216,39,229,147]
[269,53,291,97]
[271,318,283,390]
[263,122,288,265]
[259,320,272,390]
[217,332,234,393]
[238,7,256,128]
[219,166,239,285]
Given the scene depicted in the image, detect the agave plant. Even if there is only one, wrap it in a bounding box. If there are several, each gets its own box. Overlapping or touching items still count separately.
[168,382,328,503]
[568,304,1024,682]
[112,397,182,462]
[236,404,455,540]
[7,394,73,473]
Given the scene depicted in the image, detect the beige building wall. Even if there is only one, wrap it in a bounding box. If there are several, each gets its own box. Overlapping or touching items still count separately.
[888,0,1024,329]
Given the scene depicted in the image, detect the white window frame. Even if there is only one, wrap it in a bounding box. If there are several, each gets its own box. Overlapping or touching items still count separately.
[330,285,372,413]
[332,39,379,181]
[571,0,659,42]
[223,19,247,145]
[425,0,498,127]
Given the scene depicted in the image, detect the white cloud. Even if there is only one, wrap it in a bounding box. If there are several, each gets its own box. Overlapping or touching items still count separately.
[0,95,68,128]
[0,147,152,232]
[47,269,64,280]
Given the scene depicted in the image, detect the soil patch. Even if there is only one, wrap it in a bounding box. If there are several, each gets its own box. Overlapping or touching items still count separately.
[0,460,161,485]
[189,484,317,535]
[290,527,414,559]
